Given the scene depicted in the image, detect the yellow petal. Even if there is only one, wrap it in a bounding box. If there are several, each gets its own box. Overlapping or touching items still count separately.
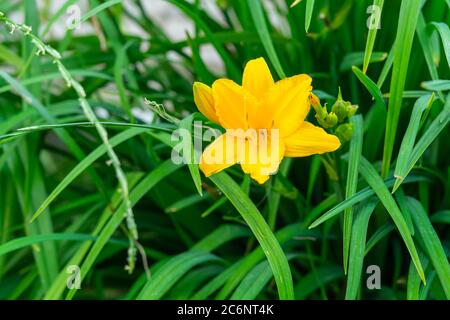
[250,172,271,184]
[212,79,258,130]
[242,58,274,100]
[284,122,341,157]
[240,130,285,184]
[242,58,276,129]
[193,82,219,123]
[199,133,240,177]
[268,74,312,137]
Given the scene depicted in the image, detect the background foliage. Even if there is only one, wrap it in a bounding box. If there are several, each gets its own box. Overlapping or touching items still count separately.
[0,0,449,300]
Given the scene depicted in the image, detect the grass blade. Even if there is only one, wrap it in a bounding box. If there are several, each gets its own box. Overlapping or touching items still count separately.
[343,115,363,274]
[138,251,221,299]
[421,80,450,91]
[363,0,384,73]
[381,0,422,177]
[30,128,148,222]
[305,0,315,33]
[340,52,387,72]
[248,0,286,79]
[358,156,425,283]
[209,172,294,300]
[396,94,450,190]
[407,197,450,298]
[66,160,182,299]
[309,175,424,229]
[179,114,203,195]
[345,199,378,300]
[431,22,450,68]
[352,66,386,108]
[392,94,434,193]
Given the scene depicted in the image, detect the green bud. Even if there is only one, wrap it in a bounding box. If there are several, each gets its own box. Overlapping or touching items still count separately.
[331,87,352,122]
[316,111,338,129]
[347,104,358,118]
[335,123,353,142]
[325,112,338,128]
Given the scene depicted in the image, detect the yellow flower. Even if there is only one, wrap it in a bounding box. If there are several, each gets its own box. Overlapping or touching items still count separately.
[193,57,340,184]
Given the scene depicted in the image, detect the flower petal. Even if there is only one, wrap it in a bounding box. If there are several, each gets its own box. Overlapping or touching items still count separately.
[199,133,239,177]
[284,122,341,157]
[193,82,219,123]
[212,79,258,130]
[240,131,285,184]
[268,74,312,137]
[242,58,274,100]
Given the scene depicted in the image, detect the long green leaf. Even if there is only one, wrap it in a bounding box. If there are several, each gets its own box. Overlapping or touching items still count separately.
[363,0,384,73]
[31,128,148,222]
[392,94,434,193]
[395,94,450,190]
[343,115,363,274]
[358,156,425,283]
[209,172,294,300]
[304,0,315,33]
[247,0,286,79]
[407,197,450,298]
[345,199,378,300]
[66,160,181,299]
[381,0,422,177]
[431,22,450,68]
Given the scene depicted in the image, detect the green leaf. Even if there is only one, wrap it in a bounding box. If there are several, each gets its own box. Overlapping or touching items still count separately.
[209,172,294,300]
[430,210,450,224]
[167,0,240,80]
[407,251,429,300]
[343,115,363,274]
[0,233,96,257]
[381,0,422,177]
[345,199,378,300]
[363,0,384,73]
[407,197,450,298]
[358,156,425,283]
[416,14,439,84]
[340,52,387,72]
[138,224,250,299]
[179,114,203,195]
[352,66,386,108]
[309,175,424,229]
[393,94,434,193]
[216,223,312,299]
[421,80,450,91]
[232,253,298,300]
[395,94,450,190]
[305,0,315,33]
[66,160,182,300]
[30,128,148,222]
[431,22,450,68]
[138,251,221,299]
[76,0,122,28]
[294,266,344,299]
[247,0,286,79]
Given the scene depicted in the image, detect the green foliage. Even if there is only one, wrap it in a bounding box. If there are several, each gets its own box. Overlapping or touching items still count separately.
[0,0,448,300]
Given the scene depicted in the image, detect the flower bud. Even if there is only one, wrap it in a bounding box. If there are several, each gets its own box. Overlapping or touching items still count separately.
[347,104,358,118]
[331,88,352,122]
[316,110,338,129]
[335,123,353,142]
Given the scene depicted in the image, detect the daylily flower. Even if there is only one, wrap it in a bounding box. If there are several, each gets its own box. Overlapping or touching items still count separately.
[193,57,340,184]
